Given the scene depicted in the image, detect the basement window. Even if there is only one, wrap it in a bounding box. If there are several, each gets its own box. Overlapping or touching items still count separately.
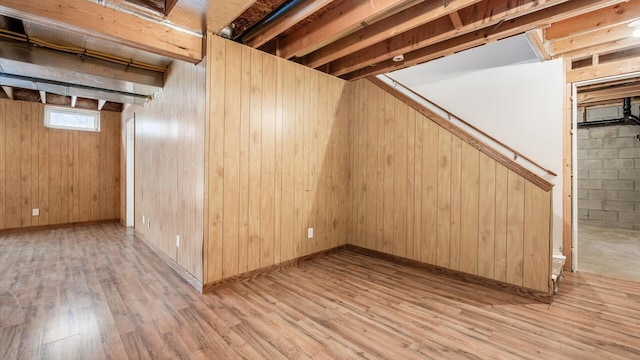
[45,106,100,132]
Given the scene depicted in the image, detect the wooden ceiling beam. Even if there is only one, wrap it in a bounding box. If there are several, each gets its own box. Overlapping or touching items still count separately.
[545,1,640,40]
[577,84,640,104]
[551,22,635,56]
[328,0,572,77]
[579,76,640,92]
[561,37,640,61]
[449,11,464,30]
[0,0,203,63]
[277,0,423,59]
[567,56,640,83]
[245,0,333,48]
[301,0,481,68]
[344,0,627,80]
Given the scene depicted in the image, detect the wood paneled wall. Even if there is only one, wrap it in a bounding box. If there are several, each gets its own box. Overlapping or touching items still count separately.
[0,98,120,230]
[204,35,351,284]
[123,59,206,283]
[348,79,552,292]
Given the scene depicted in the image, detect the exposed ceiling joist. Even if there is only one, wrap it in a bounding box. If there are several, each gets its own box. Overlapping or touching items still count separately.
[301,0,481,69]
[567,56,640,83]
[545,1,640,40]
[328,0,571,77]
[577,83,640,104]
[342,0,627,80]
[0,40,162,97]
[551,22,635,56]
[0,0,203,63]
[277,0,423,59]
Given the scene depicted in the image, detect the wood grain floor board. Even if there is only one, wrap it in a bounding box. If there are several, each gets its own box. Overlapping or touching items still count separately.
[1,223,640,359]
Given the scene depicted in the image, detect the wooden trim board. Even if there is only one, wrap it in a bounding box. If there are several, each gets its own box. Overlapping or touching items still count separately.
[345,244,554,304]
[0,218,120,234]
[202,245,348,293]
[369,77,554,192]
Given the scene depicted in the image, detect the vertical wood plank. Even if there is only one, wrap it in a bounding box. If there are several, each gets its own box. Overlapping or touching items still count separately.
[248,48,262,272]
[21,102,32,227]
[375,85,386,253]
[99,113,108,219]
[238,45,252,273]
[365,81,378,250]
[30,103,39,226]
[293,64,304,259]
[436,127,451,268]
[355,80,367,249]
[222,40,241,278]
[421,119,438,265]
[449,136,462,271]
[315,73,328,253]
[90,127,100,220]
[208,35,226,281]
[523,183,551,292]
[5,100,20,228]
[478,153,496,279]
[383,92,395,255]
[460,142,479,275]
[0,100,5,229]
[308,68,319,255]
[506,170,525,286]
[413,113,423,261]
[260,53,276,267]
[62,131,70,224]
[104,114,116,219]
[494,163,509,282]
[274,57,284,262]
[406,109,415,259]
[281,56,296,262]
[49,129,60,225]
[38,104,50,225]
[393,102,408,257]
[71,131,79,222]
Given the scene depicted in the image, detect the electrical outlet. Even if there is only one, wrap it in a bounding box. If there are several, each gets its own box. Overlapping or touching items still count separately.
[308,227,314,239]
[32,208,39,216]
[176,235,180,248]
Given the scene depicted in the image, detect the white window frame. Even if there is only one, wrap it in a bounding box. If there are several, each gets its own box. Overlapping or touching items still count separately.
[44,105,100,132]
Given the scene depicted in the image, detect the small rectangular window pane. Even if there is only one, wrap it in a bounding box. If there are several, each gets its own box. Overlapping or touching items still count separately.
[45,106,100,132]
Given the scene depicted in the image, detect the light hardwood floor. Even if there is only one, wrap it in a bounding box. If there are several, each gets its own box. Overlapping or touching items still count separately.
[1,223,639,359]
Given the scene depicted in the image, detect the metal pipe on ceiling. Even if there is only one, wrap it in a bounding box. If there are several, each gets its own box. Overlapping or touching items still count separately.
[234,0,307,44]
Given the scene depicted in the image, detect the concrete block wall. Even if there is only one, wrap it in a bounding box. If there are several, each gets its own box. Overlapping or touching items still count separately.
[578,121,640,229]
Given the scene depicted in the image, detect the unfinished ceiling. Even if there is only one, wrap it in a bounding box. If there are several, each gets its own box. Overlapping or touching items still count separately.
[0,0,639,109]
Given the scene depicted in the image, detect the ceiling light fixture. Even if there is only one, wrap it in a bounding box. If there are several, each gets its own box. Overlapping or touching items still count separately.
[392,54,405,62]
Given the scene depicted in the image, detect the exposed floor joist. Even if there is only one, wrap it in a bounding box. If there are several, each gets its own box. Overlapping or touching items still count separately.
[0,0,203,63]
[343,0,627,80]
[277,0,422,59]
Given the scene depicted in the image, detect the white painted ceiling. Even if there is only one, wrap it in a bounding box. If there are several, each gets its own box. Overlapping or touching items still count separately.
[387,34,540,88]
